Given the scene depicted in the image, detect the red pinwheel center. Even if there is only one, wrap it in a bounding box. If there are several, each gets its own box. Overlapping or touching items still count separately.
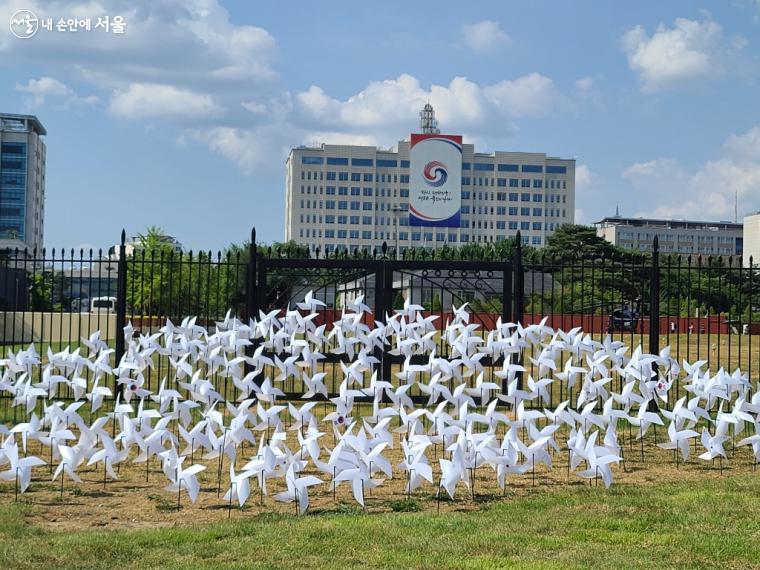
[336,415,345,425]
[129,383,138,392]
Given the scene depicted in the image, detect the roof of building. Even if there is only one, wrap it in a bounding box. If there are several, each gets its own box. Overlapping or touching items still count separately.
[595,216,743,231]
[0,113,46,135]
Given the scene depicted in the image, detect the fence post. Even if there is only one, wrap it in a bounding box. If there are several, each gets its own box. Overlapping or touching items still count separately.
[513,231,524,324]
[246,227,257,323]
[378,242,393,384]
[648,236,660,356]
[513,231,524,391]
[114,229,127,388]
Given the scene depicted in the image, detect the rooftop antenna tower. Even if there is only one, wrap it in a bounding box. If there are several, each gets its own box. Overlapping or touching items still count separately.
[419,102,439,134]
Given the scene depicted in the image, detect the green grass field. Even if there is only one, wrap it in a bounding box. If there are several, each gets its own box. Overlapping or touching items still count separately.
[1,474,758,569]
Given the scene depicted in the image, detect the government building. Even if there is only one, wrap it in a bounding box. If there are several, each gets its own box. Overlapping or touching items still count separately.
[285,105,575,254]
[595,213,743,260]
[0,113,46,253]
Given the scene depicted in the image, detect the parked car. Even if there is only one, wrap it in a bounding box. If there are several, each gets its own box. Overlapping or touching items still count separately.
[90,296,116,313]
[71,297,90,313]
[608,307,639,332]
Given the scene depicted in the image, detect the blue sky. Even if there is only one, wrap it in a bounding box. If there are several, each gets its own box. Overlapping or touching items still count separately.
[1,0,759,252]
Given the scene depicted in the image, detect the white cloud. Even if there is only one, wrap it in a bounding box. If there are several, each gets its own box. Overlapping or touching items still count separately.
[185,122,299,175]
[294,72,567,148]
[461,20,511,54]
[625,127,760,221]
[15,76,98,109]
[108,83,223,119]
[575,164,595,188]
[621,16,745,91]
[0,0,278,87]
[622,158,684,181]
[484,73,564,118]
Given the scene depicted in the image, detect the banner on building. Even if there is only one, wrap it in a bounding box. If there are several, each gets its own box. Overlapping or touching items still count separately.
[409,134,462,227]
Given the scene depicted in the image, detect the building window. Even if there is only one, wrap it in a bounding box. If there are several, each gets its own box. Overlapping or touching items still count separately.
[546,165,567,174]
[377,159,397,167]
[521,179,531,188]
[474,162,494,171]
[533,179,542,188]
[351,158,373,167]
[301,156,323,165]
[338,172,348,181]
[522,165,543,173]
[327,157,348,166]
[498,164,519,172]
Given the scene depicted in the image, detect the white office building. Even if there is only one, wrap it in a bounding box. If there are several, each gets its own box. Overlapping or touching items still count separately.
[743,212,760,267]
[595,214,743,260]
[285,105,575,254]
[0,113,46,253]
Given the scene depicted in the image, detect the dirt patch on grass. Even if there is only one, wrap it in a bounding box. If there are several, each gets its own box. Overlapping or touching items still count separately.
[2,426,754,533]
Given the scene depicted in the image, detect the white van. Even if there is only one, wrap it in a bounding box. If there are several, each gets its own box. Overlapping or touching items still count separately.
[90,296,117,313]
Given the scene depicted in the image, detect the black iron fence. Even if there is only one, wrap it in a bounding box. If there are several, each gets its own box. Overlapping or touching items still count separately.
[1,229,758,402]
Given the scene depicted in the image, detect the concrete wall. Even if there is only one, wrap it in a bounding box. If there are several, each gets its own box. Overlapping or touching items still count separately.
[0,312,118,345]
[744,213,760,267]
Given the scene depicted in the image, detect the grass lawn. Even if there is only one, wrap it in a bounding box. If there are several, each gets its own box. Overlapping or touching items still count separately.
[1,474,758,569]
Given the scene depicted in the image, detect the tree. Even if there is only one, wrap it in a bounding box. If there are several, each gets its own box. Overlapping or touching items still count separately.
[543,224,620,261]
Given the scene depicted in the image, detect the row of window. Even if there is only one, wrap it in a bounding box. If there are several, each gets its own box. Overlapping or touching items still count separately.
[300,213,565,231]
[300,155,568,175]
[302,229,545,245]
[1,143,27,156]
[301,170,411,184]
[301,186,567,205]
[301,169,568,191]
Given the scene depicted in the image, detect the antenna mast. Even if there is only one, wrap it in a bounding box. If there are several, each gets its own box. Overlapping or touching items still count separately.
[419,103,439,134]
